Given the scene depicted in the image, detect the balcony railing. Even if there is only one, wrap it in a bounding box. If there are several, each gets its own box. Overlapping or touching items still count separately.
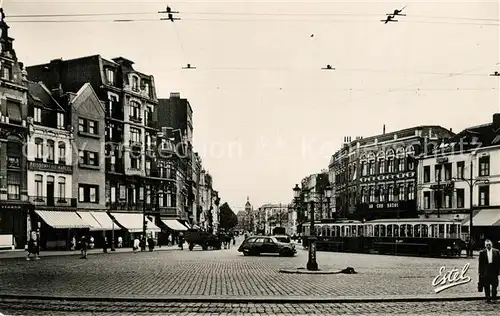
[29,196,77,208]
[129,115,142,124]
[107,201,157,211]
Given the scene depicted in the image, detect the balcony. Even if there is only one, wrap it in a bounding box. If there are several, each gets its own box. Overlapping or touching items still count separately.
[107,201,158,212]
[29,196,77,208]
[129,115,142,124]
[125,168,142,176]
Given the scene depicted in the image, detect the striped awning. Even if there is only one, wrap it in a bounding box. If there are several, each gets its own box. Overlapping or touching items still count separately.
[35,210,91,229]
[77,211,102,230]
[91,211,116,231]
[111,213,161,233]
[161,219,188,231]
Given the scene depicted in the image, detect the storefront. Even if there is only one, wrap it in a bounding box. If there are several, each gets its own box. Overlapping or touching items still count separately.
[77,211,118,248]
[0,203,29,250]
[110,212,161,247]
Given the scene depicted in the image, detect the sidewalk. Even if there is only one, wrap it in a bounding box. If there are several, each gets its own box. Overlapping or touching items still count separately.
[0,245,180,259]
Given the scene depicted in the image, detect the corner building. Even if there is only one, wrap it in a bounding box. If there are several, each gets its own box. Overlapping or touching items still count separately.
[330,126,454,221]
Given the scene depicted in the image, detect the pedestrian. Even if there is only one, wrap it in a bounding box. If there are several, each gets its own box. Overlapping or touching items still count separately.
[118,236,123,248]
[26,232,39,261]
[148,236,155,252]
[89,236,95,249]
[103,236,108,253]
[478,239,500,303]
[71,236,76,251]
[178,232,184,250]
[133,237,140,253]
[168,234,172,246]
[80,236,88,259]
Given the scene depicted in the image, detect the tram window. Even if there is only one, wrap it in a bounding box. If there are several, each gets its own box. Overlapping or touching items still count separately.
[400,225,406,237]
[449,224,458,238]
[358,225,363,236]
[336,226,340,237]
[430,224,437,238]
[351,225,357,237]
[374,225,379,237]
[368,225,373,237]
[457,224,461,236]
[406,224,413,237]
[380,225,386,237]
[394,225,399,237]
[387,225,393,237]
[325,226,331,237]
[345,226,351,237]
[422,225,429,238]
[439,224,445,238]
[414,225,421,238]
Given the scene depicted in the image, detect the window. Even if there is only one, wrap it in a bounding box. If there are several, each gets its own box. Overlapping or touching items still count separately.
[57,113,64,129]
[368,161,375,175]
[444,163,452,181]
[435,165,442,182]
[130,155,140,169]
[58,142,66,164]
[387,158,394,173]
[110,186,116,203]
[457,189,465,208]
[34,108,42,123]
[378,186,385,202]
[479,185,490,206]
[7,184,20,200]
[129,101,141,120]
[35,174,43,198]
[407,156,415,171]
[35,138,43,161]
[58,177,66,199]
[46,140,55,162]
[457,161,465,179]
[145,160,151,175]
[361,161,367,176]
[423,166,430,183]
[369,187,375,203]
[78,118,98,135]
[398,184,405,201]
[132,76,139,91]
[79,184,99,203]
[143,81,150,96]
[130,127,141,143]
[361,187,366,203]
[106,68,115,85]
[378,159,385,174]
[444,192,452,208]
[88,121,96,134]
[79,151,99,166]
[423,191,430,209]
[2,66,11,80]
[479,156,490,176]
[407,183,415,200]
[387,185,394,202]
[398,158,405,172]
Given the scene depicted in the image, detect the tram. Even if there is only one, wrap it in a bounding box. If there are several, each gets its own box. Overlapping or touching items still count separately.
[303,218,466,257]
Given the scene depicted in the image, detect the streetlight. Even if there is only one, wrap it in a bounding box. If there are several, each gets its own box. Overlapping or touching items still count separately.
[325,184,333,219]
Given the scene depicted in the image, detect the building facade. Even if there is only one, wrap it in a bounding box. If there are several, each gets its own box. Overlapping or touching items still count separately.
[417,114,500,243]
[26,81,79,249]
[258,203,289,235]
[0,8,30,249]
[329,126,455,221]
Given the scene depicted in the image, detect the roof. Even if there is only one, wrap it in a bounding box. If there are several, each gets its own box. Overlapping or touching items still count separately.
[27,81,64,111]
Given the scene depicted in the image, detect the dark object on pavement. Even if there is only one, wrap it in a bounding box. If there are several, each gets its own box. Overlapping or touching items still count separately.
[339,267,357,274]
[185,229,222,251]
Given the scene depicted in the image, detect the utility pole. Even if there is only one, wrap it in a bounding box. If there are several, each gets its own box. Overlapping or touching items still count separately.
[468,158,473,257]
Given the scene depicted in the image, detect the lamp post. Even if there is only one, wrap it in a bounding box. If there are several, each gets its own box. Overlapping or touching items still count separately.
[325,184,332,219]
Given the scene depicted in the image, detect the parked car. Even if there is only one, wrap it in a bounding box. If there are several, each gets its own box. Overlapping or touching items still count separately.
[238,236,296,257]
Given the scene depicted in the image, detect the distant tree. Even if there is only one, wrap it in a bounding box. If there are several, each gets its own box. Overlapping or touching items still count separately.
[219,202,238,230]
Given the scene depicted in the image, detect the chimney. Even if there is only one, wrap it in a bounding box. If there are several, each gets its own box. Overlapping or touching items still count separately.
[383,124,386,135]
[449,128,453,133]
[493,113,500,130]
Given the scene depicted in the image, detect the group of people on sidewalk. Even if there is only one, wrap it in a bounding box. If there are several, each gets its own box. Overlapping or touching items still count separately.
[479,239,500,303]
[132,235,156,253]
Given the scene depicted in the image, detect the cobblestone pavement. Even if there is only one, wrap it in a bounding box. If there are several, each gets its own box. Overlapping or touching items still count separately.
[0,238,482,299]
[0,299,499,315]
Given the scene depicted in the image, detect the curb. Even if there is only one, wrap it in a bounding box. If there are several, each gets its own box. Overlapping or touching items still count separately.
[0,293,485,304]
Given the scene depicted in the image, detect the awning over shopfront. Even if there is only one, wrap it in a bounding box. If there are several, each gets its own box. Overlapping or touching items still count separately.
[463,210,500,226]
[161,219,188,231]
[90,211,116,231]
[35,210,91,229]
[77,211,102,230]
[111,213,161,233]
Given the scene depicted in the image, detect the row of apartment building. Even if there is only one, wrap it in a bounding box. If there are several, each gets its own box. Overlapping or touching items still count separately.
[0,10,221,250]
[293,114,500,242]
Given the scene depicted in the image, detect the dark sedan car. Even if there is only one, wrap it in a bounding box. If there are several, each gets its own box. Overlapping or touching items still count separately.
[238,236,296,257]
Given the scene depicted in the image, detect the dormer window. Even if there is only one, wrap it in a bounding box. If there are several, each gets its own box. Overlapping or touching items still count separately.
[143,81,150,96]
[34,108,42,123]
[132,76,139,91]
[57,113,64,129]
[106,69,115,86]
[2,66,11,80]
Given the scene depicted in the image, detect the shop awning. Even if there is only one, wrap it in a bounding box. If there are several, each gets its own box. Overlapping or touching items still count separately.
[111,213,161,233]
[161,219,188,231]
[463,210,500,226]
[35,210,91,229]
[77,211,102,230]
[90,211,116,231]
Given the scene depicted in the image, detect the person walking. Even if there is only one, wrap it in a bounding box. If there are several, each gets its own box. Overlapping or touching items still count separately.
[168,234,172,246]
[70,236,76,251]
[178,232,184,250]
[26,233,40,261]
[118,236,123,248]
[103,236,108,253]
[478,239,500,303]
[133,237,140,253]
[80,236,88,259]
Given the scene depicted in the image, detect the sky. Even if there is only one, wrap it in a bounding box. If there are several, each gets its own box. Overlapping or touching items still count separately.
[3,0,500,212]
